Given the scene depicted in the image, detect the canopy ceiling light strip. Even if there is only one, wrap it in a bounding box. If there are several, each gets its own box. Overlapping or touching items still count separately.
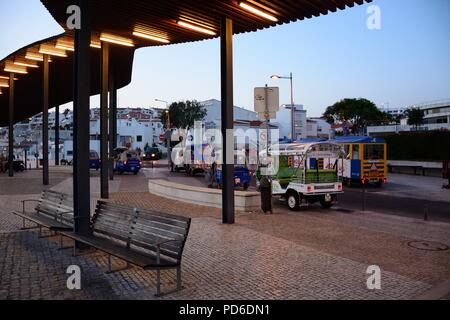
[100,33,135,47]
[239,2,278,22]
[55,44,75,51]
[14,60,39,68]
[132,31,170,44]
[90,42,102,48]
[39,44,68,57]
[25,52,45,61]
[177,20,216,35]
[0,75,18,80]
[3,68,28,74]
[4,62,28,74]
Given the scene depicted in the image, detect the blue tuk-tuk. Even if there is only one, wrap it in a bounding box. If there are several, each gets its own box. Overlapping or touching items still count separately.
[89,150,100,170]
[113,148,141,175]
[215,165,251,190]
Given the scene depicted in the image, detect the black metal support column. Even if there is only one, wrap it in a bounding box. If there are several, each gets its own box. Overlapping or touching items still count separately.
[112,89,117,151]
[55,105,60,165]
[8,73,14,178]
[100,42,109,198]
[220,17,235,224]
[108,66,116,180]
[73,0,91,236]
[42,54,49,185]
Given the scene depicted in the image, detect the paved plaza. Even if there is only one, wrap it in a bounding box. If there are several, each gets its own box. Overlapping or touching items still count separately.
[0,167,449,300]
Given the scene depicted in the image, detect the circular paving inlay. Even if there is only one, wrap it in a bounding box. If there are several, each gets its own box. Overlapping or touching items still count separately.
[407,240,449,251]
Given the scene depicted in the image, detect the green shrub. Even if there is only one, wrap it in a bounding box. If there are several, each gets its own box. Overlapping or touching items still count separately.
[376,131,450,161]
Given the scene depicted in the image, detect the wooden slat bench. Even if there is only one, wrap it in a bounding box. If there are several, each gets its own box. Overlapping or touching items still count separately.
[12,190,74,237]
[61,200,191,296]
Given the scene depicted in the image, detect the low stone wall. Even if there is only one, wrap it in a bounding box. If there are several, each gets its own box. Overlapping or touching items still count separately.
[148,179,260,212]
[387,160,442,177]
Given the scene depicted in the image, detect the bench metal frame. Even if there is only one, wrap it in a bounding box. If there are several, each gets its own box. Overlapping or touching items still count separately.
[13,191,74,233]
[64,201,191,297]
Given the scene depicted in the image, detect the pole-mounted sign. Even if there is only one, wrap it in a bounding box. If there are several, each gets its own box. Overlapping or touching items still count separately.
[254,86,279,120]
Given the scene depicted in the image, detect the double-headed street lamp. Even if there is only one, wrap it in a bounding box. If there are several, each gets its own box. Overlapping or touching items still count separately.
[155,99,170,129]
[271,72,295,140]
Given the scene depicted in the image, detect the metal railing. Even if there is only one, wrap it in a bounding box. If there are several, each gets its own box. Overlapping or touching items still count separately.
[290,175,341,184]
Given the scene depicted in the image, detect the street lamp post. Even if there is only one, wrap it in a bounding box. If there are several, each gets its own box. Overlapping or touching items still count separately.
[155,99,170,129]
[271,73,295,141]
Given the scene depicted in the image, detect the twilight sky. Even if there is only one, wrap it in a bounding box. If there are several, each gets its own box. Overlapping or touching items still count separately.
[1,0,449,117]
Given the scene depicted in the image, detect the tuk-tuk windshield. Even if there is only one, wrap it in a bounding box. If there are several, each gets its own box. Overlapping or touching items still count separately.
[89,151,99,159]
[364,144,385,160]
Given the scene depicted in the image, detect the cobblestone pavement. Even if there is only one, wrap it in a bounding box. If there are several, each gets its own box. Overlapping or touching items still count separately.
[0,218,434,300]
[0,168,449,299]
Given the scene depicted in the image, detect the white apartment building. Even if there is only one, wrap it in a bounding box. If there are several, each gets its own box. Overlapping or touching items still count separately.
[90,117,156,150]
[270,104,307,140]
[306,118,332,138]
[368,99,450,134]
[200,99,258,129]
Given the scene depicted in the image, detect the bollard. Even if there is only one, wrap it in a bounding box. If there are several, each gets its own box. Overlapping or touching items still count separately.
[424,204,429,221]
[361,179,366,212]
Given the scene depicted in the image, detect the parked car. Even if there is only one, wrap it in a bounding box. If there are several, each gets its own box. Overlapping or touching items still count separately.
[5,160,26,172]
[89,150,100,170]
[114,149,141,175]
[60,158,72,165]
[143,147,162,161]
[214,165,251,190]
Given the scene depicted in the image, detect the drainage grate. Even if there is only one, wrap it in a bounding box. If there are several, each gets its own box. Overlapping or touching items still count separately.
[407,241,449,252]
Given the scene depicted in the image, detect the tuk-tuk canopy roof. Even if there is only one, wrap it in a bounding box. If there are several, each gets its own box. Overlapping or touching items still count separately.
[268,142,344,157]
[332,136,386,144]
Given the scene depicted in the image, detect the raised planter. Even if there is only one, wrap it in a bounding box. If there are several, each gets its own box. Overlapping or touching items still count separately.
[148,179,260,212]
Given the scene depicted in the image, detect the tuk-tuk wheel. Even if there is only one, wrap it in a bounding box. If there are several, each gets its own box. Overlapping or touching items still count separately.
[286,191,300,211]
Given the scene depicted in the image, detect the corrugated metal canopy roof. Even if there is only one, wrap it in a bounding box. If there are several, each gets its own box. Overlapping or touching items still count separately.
[40,0,372,47]
[0,0,371,126]
[0,32,134,126]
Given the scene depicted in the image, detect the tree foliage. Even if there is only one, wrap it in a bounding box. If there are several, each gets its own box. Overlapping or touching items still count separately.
[160,100,207,129]
[323,98,390,134]
[404,107,424,128]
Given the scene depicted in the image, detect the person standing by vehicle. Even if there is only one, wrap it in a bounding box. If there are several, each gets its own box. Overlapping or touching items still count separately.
[0,153,5,173]
[260,175,272,213]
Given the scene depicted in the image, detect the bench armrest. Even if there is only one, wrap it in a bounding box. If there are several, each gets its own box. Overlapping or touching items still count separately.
[56,211,74,223]
[21,199,40,213]
[58,210,74,215]
[155,239,184,264]
[156,239,183,246]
